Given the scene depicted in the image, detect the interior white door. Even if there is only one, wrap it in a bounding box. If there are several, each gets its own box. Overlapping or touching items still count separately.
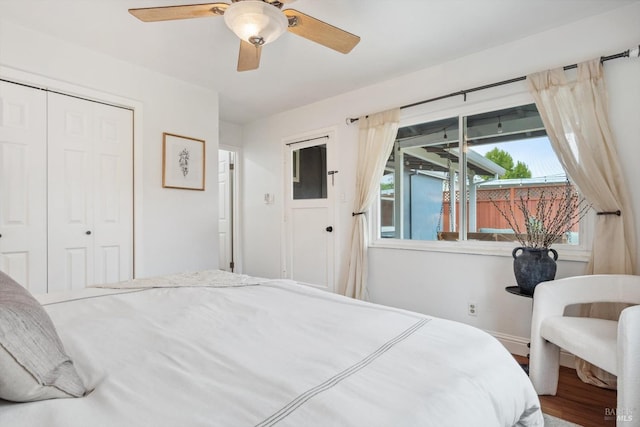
[47,92,133,291]
[218,149,235,272]
[284,134,335,291]
[0,81,48,293]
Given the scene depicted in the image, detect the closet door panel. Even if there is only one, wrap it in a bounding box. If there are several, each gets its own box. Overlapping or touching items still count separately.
[0,82,47,293]
[93,103,133,285]
[47,93,95,291]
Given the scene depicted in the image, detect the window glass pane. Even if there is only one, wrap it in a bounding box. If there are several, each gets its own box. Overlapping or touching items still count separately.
[380,117,460,240]
[465,104,580,245]
[378,104,583,245]
[292,144,327,200]
[380,171,395,238]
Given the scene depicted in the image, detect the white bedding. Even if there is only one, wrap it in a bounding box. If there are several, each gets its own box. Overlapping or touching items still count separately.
[0,272,542,426]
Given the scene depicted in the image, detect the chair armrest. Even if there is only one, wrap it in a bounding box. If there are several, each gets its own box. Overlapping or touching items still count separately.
[531,281,571,335]
[534,275,640,308]
[618,305,640,420]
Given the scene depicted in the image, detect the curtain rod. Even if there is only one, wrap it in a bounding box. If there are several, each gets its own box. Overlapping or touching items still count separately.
[285,134,329,146]
[346,45,640,125]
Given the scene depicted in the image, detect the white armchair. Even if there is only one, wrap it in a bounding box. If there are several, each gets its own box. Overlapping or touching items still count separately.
[529,274,640,426]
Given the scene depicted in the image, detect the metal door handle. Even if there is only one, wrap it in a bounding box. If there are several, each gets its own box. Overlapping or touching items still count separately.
[326,226,333,232]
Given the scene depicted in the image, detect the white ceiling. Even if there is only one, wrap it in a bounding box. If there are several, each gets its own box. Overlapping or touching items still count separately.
[0,0,636,124]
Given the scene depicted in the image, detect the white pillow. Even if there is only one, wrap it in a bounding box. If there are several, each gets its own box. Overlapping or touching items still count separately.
[0,271,88,402]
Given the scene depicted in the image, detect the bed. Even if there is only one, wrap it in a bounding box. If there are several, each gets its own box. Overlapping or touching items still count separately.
[0,270,543,426]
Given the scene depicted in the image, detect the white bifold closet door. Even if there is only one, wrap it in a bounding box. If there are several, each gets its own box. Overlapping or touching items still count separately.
[0,82,48,294]
[47,93,133,292]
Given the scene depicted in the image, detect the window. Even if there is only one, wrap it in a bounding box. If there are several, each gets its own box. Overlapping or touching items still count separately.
[292,144,327,200]
[377,103,585,247]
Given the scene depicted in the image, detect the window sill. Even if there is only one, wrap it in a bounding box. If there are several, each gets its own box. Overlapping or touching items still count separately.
[369,238,591,262]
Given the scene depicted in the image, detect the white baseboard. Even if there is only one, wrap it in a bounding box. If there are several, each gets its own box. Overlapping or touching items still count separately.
[490,330,576,368]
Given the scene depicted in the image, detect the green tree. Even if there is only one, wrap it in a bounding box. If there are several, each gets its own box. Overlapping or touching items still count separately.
[506,161,532,179]
[485,148,514,172]
[380,182,394,191]
[484,148,532,179]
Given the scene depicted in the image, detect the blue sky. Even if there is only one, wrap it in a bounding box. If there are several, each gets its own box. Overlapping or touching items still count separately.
[471,136,566,178]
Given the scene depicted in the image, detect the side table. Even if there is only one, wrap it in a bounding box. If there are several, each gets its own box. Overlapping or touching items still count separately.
[505,286,533,374]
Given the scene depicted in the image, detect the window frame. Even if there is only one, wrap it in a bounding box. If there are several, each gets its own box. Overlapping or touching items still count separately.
[369,91,593,262]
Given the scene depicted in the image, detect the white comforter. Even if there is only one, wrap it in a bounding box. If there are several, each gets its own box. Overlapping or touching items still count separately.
[0,273,542,427]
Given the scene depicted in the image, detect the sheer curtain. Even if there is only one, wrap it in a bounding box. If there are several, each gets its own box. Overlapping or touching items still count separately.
[343,108,400,300]
[527,58,637,388]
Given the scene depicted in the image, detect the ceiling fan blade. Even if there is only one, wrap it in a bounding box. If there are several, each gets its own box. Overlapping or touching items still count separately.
[283,9,360,54]
[237,40,262,72]
[128,3,229,22]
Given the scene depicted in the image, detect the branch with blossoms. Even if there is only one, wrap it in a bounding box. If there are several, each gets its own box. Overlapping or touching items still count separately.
[489,182,591,248]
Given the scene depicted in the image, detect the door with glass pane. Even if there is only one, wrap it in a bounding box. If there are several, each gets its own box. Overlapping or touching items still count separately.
[284,134,335,291]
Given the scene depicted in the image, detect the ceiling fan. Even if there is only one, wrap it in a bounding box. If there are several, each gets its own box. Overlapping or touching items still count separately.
[128,0,361,71]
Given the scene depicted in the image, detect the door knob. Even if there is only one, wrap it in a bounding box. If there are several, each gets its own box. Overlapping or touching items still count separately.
[86,230,92,235]
[326,226,333,232]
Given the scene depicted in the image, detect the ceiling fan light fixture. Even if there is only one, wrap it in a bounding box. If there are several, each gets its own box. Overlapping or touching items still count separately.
[224,0,288,46]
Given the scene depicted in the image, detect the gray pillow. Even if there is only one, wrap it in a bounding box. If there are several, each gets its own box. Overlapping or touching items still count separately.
[0,271,88,402]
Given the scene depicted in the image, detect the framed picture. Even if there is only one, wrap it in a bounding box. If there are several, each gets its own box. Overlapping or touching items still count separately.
[162,133,205,190]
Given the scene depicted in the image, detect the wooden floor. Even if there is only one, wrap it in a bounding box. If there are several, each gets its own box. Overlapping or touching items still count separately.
[513,355,617,427]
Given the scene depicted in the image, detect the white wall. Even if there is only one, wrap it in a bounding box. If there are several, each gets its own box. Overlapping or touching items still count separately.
[220,120,243,149]
[0,20,220,278]
[240,3,640,347]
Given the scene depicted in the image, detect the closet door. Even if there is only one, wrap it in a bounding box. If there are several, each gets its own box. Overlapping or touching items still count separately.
[91,101,134,285]
[0,82,48,293]
[47,93,133,291]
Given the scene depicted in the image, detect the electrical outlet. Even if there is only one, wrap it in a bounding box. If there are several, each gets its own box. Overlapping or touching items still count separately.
[468,302,478,317]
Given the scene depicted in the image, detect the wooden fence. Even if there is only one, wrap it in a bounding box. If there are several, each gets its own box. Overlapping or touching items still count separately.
[441,183,580,233]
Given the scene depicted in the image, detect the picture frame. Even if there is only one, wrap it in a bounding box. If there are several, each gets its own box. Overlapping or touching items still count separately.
[162,132,205,191]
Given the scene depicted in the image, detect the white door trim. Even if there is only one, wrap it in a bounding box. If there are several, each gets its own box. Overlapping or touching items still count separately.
[218,144,242,273]
[0,66,145,278]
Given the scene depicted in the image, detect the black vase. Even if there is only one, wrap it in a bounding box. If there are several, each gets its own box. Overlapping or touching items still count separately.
[512,247,558,295]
